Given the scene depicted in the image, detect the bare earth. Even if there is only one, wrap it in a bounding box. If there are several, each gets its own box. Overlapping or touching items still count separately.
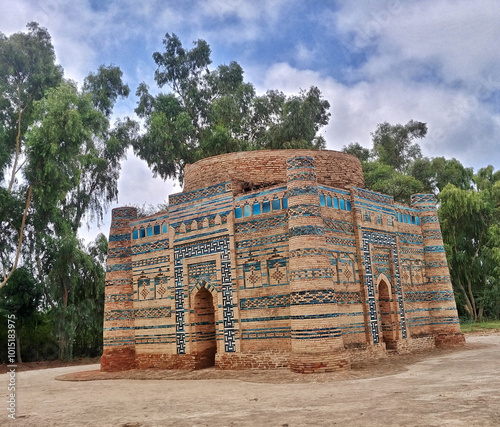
[2,333,500,427]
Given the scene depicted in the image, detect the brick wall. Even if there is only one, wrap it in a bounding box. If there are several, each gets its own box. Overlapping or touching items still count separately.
[183,149,365,192]
[102,150,465,374]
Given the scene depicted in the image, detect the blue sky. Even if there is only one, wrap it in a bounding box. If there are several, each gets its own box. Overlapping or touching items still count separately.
[2,0,500,242]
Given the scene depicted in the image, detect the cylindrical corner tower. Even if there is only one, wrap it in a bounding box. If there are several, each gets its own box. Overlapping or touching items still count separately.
[287,155,350,373]
[101,207,138,371]
[410,194,465,347]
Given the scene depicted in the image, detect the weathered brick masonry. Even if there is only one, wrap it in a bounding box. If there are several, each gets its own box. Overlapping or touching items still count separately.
[102,149,464,373]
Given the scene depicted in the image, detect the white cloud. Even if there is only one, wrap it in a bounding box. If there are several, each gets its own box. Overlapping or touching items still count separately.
[261,61,500,169]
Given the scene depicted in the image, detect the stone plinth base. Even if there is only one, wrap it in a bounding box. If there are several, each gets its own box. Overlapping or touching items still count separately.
[135,353,197,370]
[100,347,135,372]
[289,351,351,374]
[347,343,387,363]
[216,351,289,370]
[395,336,436,354]
[434,332,466,348]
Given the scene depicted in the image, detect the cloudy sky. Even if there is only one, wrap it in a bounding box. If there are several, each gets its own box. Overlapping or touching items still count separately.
[2,0,500,241]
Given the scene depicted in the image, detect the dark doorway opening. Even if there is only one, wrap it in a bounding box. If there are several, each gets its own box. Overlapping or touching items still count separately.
[192,286,216,368]
[379,280,397,350]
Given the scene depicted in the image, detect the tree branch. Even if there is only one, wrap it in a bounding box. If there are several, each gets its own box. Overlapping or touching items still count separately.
[8,88,24,193]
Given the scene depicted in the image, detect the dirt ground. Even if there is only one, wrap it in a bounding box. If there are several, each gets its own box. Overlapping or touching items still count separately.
[2,333,500,426]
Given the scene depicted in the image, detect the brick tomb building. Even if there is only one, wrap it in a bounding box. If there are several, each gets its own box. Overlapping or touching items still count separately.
[102,149,465,373]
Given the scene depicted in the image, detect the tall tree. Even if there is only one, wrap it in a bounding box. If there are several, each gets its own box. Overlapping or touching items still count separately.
[0,23,130,288]
[132,33,330,181]
[439,167,500,320]
[0,22,63,288]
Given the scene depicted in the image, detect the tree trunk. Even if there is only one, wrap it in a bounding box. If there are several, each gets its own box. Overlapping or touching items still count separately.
[0,185,33,289]
[16,332,22,363]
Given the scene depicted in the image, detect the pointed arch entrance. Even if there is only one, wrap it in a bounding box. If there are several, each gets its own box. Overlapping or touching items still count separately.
[192,284,217,368]
[377,276,397,350]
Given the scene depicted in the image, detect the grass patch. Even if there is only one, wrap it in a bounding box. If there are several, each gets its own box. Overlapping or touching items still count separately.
[460,320,500,333]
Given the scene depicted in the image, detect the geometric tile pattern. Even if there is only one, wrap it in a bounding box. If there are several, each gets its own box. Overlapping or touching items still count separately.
[289,268,335,281]
[105,278,133,287]
[155,276,169,299]
[243,261,261,289]
[109,233,130,242]
[424,245,446,253]
[410,194,437,204]
[138,277,154,301]
[411,260,424,285]
[287,171,317,182]
[132,255,169,268]
[423,229,443,240]
[286,156,315,170]
[287,204,321,218]
[107,246,131,258]
[235,233,289,249]
[188,261,217,290]
[235,214,287,234]
[131,239,169,255]
[420,215,440,224]
[361,229,407,344]
[287,185,319,197]
[424,261,449,269]
[336,291,362,304]
[105,293,134,302]
[404,290,454,302]
[289,247,329,258]
[353,187,394,205]
[104,306,172,321]
[289,225,325,237]
[169,182,228,205]
[290,289,337,305]
[323,218,355,234]
[111,207,138,219]
[396,232,423,245]
[106,263,132,272]
[326,236,357,246]
[339,253,356,284]
[240,294,290,310]
[267,258,288,286]
[174,236,235,354]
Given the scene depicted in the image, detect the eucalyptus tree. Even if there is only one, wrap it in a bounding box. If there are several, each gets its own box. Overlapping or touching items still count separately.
[439,167,500,320]
[0,22,63,288]
[133,33,330,181]
[0,23,130,289]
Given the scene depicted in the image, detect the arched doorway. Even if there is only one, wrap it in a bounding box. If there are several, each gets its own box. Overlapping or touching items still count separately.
[378,280,397,350]
[192,286,216,368]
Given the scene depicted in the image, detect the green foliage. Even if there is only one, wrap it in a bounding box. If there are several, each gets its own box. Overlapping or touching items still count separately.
[460,319,500,333]
[46,233,106,359]
[345,120,499,320]
[371,120,426,173]
[341,142,371,162]
[363,161,425,203]
[0,22,63,180]
[439,168,500,320]
[132,33,330,181]
[0,267,42,325]
[0,23,129,359]
[343,120,473,203]
[83,65,130,118]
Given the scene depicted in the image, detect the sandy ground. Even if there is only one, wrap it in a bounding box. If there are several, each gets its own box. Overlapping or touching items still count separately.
[2,334,499,427]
